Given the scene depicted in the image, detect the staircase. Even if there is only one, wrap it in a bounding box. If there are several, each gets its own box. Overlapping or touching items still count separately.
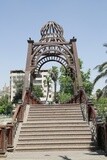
[15,103,95,151]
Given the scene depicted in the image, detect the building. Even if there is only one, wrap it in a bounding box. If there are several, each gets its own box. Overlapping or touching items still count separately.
[10,69,53,103]
[34,69,53,103]
[10,70,25,101]
[0,84,10,99]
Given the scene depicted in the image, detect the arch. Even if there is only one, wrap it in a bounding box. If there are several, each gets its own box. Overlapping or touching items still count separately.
[23,21,82,99]
[36,55,68,71]
[33,44,72,58]
[31,49,73,70]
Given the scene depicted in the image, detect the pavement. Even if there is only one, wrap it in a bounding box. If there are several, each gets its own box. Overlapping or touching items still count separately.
[0,150,106,160]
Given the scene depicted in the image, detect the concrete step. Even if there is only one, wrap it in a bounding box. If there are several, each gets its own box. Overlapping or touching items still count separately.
[15,146,95,151]
[30,104,80,108]
[21,124,89,129]
[30,107,81,111]
[20,126,90,132]
[18,136,92,141]
[30,105,80,109]
[17,140,93,145]
[27,115,83,118]
[29,110,81,115]
[19,133,92,138]
[15,103,95,152]
[16,142,95,152]
[20,130,91,135]
[22,120,87,125]
[27,117,83,121]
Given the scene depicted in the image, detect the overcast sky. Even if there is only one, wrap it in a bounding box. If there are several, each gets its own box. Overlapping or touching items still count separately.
[0,0,107,92]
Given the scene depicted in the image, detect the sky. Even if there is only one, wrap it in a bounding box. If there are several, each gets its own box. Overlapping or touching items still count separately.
[0,0,107,93]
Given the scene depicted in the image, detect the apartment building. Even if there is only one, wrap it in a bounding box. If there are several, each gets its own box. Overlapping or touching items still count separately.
[34,70,53,102]
[10,69,53,102]
[10,70,25,101]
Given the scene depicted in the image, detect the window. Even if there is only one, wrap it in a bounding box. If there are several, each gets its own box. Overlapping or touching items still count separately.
[34,80,42,84]
[36,74,42,78]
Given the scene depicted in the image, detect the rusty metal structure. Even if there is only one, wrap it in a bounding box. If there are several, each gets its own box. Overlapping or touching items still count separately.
[1,22,107,156]
[23,21,82,99]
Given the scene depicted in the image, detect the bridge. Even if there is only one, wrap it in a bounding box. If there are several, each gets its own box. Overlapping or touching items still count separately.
[0,21,107,160]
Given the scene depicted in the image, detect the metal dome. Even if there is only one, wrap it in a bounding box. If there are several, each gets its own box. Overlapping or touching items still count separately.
[40,21,65,42]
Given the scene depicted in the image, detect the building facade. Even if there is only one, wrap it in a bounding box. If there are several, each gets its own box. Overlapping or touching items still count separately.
[10,70,25,101]
[34,70,53,103]
[10,69,53,103]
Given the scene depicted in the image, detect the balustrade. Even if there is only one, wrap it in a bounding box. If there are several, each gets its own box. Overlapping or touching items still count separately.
[73,88,107,156]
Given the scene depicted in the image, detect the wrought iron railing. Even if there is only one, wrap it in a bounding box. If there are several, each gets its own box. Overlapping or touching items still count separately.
[0,89,41,156]
[73,88,107,156]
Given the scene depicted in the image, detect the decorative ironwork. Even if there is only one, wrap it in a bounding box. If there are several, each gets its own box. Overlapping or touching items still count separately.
[23,21,82,99]
[40,21,65,42]
[80,103,88,121]
[36,55,68,71]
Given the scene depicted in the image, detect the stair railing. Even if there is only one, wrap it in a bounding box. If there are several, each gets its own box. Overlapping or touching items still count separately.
[73,88,107,156]
[0,89,36,156]
[0,125,7,155]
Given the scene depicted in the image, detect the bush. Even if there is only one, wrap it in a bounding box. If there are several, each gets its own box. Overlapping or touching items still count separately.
[0,95,13,115]
[59,92,72,104]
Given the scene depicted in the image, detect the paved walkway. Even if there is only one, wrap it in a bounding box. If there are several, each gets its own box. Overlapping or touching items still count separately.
[0,150,106,160]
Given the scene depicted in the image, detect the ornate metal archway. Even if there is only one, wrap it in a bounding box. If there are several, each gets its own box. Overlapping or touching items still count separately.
[23,21,82,99]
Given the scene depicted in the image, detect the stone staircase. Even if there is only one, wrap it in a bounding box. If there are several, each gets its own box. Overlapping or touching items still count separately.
[15,103,95,151]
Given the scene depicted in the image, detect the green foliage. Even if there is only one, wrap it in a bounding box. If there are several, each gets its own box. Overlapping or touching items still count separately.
[94,97,107,119]
[59,75,73,95]
[0,95,13,115]
[59,66,73,103]
[12,90,22,104]
[12,79,24,104]
[79,59,93,95]
[49,66,58,82]
[59,92,72,104]
[32,85,43,99]
[81,69,93,96]
[58,60,93,103]
[94,61,107,85]
[96,89,103,100]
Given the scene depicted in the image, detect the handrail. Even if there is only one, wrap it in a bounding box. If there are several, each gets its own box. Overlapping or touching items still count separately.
[12,105,21,122]
[73,88,107,156]
[0,89,42,155]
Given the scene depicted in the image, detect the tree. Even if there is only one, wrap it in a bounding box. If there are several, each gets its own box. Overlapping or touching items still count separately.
[95,86,107,100]
[59,66,74,94]
[93,47,107,99]
[94,97,107,119]
[59,66,74,103]
[96,89,103,101]
[32,85,43,99]
[43,75,52,102]
[12,79,24,104]
[50,66,58,103]
[93,62,107,85]
[81,69,93,96]
[0,95,13,115]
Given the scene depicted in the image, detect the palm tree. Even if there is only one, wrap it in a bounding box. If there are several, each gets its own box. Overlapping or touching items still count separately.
[43,75,52,103]
[50,66,58,103]
[93,62,107,85]
[94,61,107,100]
[96,89,103,101]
